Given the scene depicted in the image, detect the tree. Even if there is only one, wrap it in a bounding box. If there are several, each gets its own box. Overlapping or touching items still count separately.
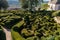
[19,0,28,9]
[28,0,39,11]
[19,0,41,11]
[0,0,9,10]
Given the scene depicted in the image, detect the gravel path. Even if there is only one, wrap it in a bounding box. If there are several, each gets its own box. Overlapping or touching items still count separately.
[2,27,12,40]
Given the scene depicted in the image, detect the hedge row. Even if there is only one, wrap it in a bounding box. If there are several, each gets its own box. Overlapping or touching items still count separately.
[11,20,25,40]
[11,10,60,40]
[0,27,6,40]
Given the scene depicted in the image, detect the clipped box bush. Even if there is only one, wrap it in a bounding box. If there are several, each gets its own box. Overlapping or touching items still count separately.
[11,20,25,40]
[0,27,6,40]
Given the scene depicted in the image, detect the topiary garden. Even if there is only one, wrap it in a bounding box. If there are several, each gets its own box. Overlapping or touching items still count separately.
[0,10,60,40]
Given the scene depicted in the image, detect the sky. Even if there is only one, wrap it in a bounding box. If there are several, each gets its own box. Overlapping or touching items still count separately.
[7,0,49,1]
[7,0,18,1]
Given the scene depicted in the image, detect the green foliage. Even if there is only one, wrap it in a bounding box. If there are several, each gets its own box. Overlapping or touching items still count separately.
[0,27,6,40]
[19,0,39,11]
[52,10,60,17]
[10,10,58,40]
[11,29,25,40]
[0,0,9,10]
[0,10,60,40]
[0,12,22,29]
[11,20,25,40]
[41,3,50,10]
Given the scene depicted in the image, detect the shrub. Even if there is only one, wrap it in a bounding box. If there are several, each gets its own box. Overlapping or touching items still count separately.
[0,10,60,40]
[11,20,25,40]
[0,27,6,40]
[52,10,60,17]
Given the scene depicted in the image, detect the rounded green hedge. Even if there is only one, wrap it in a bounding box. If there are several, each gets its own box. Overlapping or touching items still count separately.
[0,29,6,40]
[11,10,60,40]
[11,20,25,40]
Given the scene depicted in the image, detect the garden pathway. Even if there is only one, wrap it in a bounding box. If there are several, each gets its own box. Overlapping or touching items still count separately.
[2,27,12,40]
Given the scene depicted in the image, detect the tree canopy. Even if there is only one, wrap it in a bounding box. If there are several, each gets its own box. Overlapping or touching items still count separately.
[19,0,43,11]
[0,0,9,10]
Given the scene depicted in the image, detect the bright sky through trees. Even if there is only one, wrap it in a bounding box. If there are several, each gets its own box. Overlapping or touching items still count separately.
[7,0,18,1]
[7,0,49,1]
